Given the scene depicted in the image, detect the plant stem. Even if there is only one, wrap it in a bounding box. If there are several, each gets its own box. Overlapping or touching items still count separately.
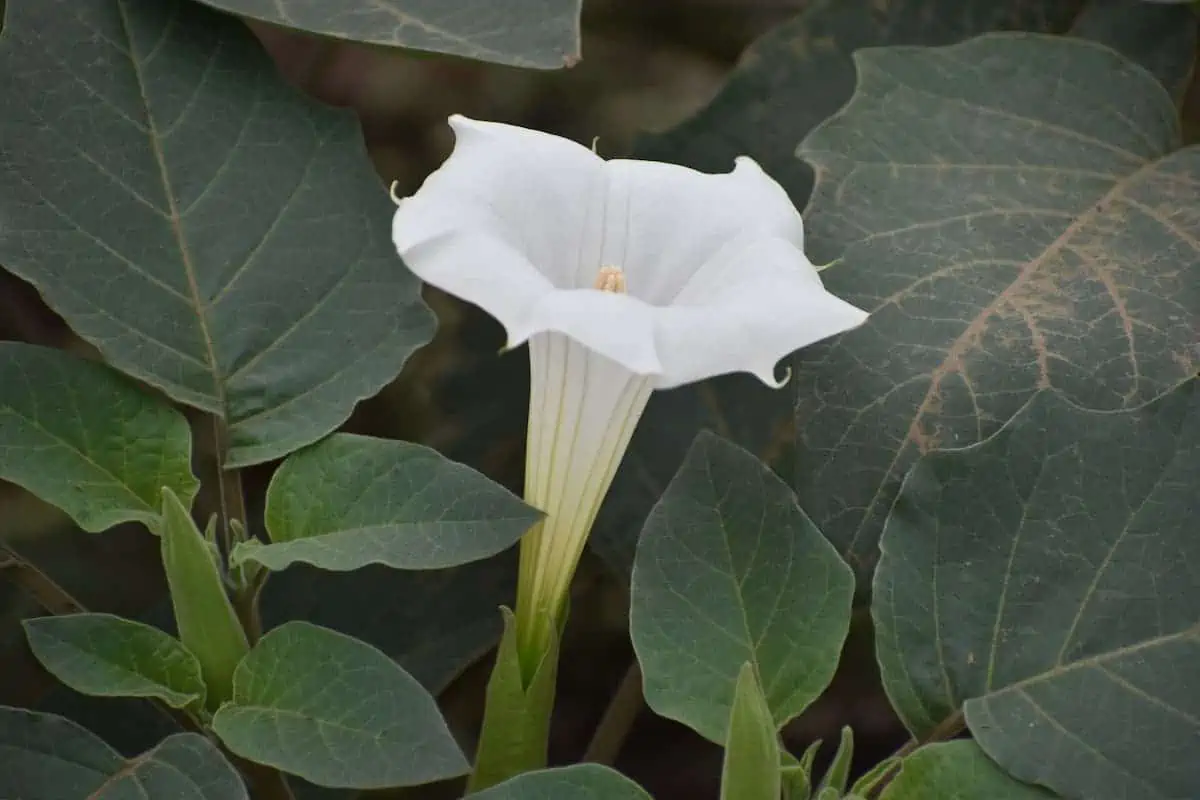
[240,758,297,800]
[208,415,265,644]
[0,544,84,614]
[583,659,643,766]
[866,709,966,798]
[233,566,268,645]
[209,416,247,556]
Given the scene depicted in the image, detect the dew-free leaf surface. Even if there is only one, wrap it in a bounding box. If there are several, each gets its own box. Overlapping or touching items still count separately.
[0,0,434,467]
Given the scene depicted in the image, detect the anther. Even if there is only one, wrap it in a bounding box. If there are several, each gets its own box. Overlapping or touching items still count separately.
[593,265,626,294]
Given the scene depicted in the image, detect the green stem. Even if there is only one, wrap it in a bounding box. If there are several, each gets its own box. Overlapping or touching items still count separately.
[239,756,297,800]
[583,660,643,766]
[866,710,966,799]
[0,544,84,614]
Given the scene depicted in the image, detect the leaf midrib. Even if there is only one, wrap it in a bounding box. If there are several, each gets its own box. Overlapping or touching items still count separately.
[114,0,227,426]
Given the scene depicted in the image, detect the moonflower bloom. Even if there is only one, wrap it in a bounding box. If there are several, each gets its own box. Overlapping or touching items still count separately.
[393,116,868,667]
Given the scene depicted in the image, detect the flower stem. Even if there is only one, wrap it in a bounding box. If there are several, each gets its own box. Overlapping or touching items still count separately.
[584,659,643,766]
[0,544,84,614]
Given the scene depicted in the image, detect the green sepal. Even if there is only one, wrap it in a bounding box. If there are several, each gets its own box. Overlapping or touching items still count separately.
[720,663,781,800]
[781,750,812,800]
[160,487,249,710]
[818,726,854,794]
[467,607,561,793]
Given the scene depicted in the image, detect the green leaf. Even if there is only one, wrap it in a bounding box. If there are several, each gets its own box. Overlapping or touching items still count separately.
[231,433,540,573]
[468,607,560,793]
[211,620,468,789]
[261,554,516,695]
[22,613,205,709]
[789,31,1199,582]
[818,726,853,794]
[0,706,247,798]
[720,663,782,800]
[161,486,249,710]
[0,0,435,468]
[0,342,197,532]
[471,764,654,800]
[193,0,582,69]
[630,432,855,743]
[872,380,1199,800]
[880,741,1056,800]
[590,0,1088,581]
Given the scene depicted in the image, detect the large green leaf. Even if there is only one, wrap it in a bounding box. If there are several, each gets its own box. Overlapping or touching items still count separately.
[231,433,540,572]
[791,32,1198,582]
[873,380,1199,800]
[211,620,468,789]
[0,706,247,798]
[590,0,1088,580]
[22,613,205,709]
[630,432,855,744]
[880,741,1056,800]
[591,1,1198,584]
[472,764,654,800]
[0,342,197,532]
[194,0,582,69]
[0,0,435,468]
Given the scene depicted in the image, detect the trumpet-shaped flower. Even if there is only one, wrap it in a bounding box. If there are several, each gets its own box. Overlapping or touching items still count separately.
[393,116,868,670]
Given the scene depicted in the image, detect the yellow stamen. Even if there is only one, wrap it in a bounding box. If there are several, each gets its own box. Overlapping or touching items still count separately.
[389,180,403,206]
[593,265,626,294]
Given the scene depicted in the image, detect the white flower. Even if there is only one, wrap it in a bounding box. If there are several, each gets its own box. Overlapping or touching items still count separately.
[393,116,868,666]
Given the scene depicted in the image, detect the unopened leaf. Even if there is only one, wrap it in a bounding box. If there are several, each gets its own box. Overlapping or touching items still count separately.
[161,487,248,710]
[720,663,782,800]
[630,432,854,743]
[818,726,853,794]
[0,343,197,532]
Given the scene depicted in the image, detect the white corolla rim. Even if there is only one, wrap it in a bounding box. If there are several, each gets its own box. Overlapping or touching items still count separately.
[392,115,869,391]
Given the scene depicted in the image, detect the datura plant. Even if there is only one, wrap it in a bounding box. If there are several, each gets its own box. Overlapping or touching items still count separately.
[391,115,868,786]
[1,2,1197,800]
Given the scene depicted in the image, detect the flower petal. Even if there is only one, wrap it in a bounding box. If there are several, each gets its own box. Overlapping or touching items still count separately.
[652,237,869,389]
[517,290,662,375]
[394,116,606,290]
[393,196,556,346]
[595,157,804,304]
